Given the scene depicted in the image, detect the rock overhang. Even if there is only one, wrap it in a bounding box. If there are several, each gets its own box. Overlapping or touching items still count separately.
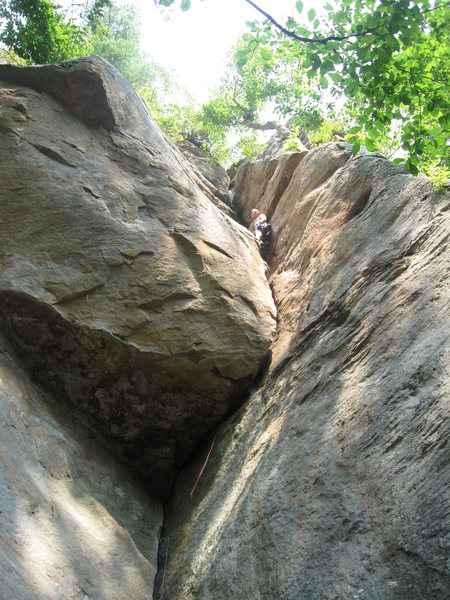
[0,56,276,497]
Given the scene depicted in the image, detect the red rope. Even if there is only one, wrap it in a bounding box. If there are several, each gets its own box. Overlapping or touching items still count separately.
[190,434,217,497]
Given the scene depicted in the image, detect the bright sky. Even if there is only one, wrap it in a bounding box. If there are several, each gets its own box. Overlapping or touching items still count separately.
[129,0,322,101]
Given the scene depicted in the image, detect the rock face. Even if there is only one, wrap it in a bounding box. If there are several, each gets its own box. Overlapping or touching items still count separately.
[0,57,276,497]
[1,55,449,600]
[156,144,450,599]
[0,331,162,600]
[176,139,233,216]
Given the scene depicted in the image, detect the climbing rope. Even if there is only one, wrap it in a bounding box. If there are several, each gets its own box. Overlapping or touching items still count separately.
[190,433,217,497]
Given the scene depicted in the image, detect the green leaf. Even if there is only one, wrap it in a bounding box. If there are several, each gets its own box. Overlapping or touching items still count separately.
[246,21,260,33]
[320,59,334,74]
[310,53,321,68]
[320,75,329,88]
[365,139,376,152]
[296,1,304,14]
[286,17,297,29]
[308,8,316,21]
[329,71,343,82]
[296,26,310,37]
[352,141,361,154]
[348,126,361,134]
[405,160,419,176]
[392,158,404,166]
[344,84,357,98]
[180,0,191,11]
[324,2,333,10]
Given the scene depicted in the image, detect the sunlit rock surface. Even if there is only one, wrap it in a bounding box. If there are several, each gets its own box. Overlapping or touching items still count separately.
[156,144,450,599]
[0,332,162,600]
[176,139,233,217]
[0,57,276,497]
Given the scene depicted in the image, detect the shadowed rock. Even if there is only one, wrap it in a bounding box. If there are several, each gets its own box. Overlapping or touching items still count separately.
[0,331,162,600]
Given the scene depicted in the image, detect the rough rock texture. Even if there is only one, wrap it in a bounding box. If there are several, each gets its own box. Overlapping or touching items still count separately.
[176,139,232,212]
[0,56,276,497]
[156,144,450,599]
[0,331,162,600]
[230,149,307,223]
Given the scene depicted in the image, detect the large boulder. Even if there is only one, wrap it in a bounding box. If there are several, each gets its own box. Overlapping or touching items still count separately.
[155,144,450,599]
[0,56,276,496]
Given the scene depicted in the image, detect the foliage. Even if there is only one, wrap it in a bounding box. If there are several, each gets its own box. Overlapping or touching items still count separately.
[309,119,345,146]
[139,82,197,137]
[91,3,158,86]
[246,0,450,176]
[283,129,304,152]
[168,39,327,165]
[0,46,26,63]
[421,158,450,189]
[236,132,266,160]
[0,0,97,63]
[156,0,449,179]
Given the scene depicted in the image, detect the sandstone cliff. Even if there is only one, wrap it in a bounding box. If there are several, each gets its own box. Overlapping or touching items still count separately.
[0,57,448,600]
[156,148,450,598]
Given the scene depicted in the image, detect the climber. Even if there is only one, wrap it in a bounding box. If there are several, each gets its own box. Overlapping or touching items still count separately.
[250,208,272,256]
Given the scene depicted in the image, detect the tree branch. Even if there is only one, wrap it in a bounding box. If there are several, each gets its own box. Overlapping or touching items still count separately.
[231,119,287,132]
[244,0,383,45]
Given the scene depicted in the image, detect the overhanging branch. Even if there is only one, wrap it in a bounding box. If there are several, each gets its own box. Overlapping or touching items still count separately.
[244,0,383,45]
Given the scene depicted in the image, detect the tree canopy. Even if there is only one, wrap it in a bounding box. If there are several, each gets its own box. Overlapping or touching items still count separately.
[155,0,449,181]
[0,0,110,63]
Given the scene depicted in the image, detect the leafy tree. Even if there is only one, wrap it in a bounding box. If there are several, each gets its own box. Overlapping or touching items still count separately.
[91,2,148,84]
[242,0,450,177]
[163,39,330,165]
[0,0,101,63]
[155,0,449,179]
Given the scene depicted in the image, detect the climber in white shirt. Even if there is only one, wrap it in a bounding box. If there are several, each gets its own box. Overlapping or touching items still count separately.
[251,208,267,242]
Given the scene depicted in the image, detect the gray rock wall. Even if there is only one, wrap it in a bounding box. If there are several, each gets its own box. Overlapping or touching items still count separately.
[0,332,162,600]
[1,55,448,599]
[0,57,276,599]
[156,144,450,599]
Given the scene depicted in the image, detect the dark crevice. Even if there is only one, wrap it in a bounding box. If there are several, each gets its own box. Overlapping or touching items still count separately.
[203,240,235,260]
[30,142,77,168]
[345,188,372,222]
